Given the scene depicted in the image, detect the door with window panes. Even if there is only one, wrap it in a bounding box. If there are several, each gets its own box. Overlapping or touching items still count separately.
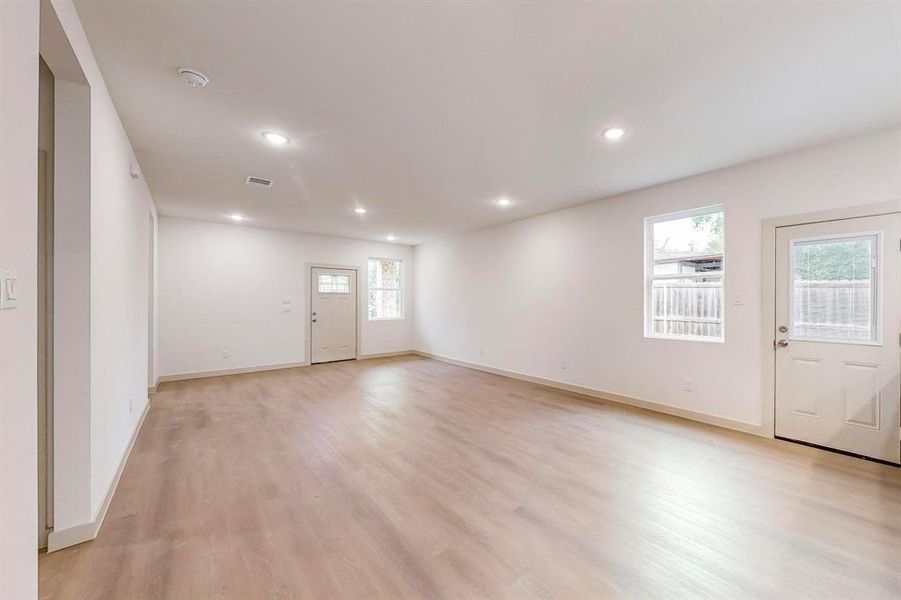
[311,268,357,364]
[775,213,901,463]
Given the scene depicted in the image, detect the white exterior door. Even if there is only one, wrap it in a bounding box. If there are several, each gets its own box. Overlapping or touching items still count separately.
[311,267,357,364]
[775,213,901,464]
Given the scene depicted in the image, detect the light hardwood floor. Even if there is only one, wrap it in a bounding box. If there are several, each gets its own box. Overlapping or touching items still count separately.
[40,356,901,599]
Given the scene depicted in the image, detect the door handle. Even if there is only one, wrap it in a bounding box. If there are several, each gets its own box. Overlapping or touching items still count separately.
[776,339,789,348]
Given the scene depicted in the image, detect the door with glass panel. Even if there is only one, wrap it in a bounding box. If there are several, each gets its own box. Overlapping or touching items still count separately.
[775,213,901,463]
[311,267,357,364]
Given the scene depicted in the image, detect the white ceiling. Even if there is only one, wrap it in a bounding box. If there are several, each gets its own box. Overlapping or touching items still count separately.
[74,1,901,245]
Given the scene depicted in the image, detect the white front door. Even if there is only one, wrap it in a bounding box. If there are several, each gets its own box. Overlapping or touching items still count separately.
[311,267,357,364]
[775,213,901,464]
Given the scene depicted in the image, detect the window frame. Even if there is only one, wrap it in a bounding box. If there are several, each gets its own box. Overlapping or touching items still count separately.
[367,257,405,321]
[644,205,726,343]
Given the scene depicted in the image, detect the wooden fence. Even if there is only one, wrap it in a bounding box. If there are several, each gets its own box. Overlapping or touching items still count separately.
[651,281,722,338]
[792,280,871,339]
[651,279,871,340]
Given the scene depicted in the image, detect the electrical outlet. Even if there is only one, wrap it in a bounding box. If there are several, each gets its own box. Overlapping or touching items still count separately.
[560,360,568,371]
[221,350,230,359]
[683,377,694,392]
[128,396,134,413]
[732,293,744,306]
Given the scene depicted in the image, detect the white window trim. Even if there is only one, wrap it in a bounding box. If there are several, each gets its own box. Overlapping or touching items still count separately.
[368,258,405,321]
[644,205,725,343]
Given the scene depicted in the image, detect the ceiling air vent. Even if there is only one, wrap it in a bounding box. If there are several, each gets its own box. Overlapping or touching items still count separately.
[245,175,273,189]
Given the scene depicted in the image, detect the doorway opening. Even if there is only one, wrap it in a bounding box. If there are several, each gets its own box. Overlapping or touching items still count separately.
[37,56,55,550]
[148,211,155,392]
[39,0,93,553]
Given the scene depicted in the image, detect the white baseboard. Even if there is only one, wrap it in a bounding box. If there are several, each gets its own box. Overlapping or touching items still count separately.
[47,400,150,552]
[158,352,419,384]
[157,361,309,384]
[414,350,764,437]
[358,350,416,360]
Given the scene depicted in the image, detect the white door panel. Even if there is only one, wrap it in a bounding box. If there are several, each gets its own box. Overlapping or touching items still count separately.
[775,213,901,464]
[311,267,357,364]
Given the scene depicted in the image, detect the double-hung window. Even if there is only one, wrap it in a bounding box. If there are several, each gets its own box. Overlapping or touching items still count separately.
[645,206,725,341]
[368,258,403,320]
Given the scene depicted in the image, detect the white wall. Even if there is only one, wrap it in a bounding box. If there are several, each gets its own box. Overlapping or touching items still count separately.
[0,2,40,597]
[47,0,158,533]
[415,127,901,429]
[158,217,415,377]
[50,75,92,531]
[2,0,160,587]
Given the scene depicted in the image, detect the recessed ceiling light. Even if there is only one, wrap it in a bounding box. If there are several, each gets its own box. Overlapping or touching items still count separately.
[177,67,210,88]
[496,196,513,207]
[262,132,290,145]
[386,234,396,241]
[228,214,245,222]
[354,207,367,215]
[602,127,626,141]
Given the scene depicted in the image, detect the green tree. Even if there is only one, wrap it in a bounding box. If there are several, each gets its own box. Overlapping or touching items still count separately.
[794,240,871,281]
[691,212,724,254]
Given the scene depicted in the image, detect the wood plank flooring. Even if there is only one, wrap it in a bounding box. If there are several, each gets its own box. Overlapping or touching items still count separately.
[40,355,901,599]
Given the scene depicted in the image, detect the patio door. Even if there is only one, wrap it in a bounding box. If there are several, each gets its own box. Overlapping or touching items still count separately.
[774,213,901,463]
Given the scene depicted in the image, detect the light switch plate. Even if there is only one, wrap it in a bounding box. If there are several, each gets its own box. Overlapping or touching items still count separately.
[0,269,18,310]
[129,159,141,180]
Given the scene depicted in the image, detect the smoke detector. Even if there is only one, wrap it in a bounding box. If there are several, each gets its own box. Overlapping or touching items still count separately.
[245,176,273,189]
[177,67,210,88]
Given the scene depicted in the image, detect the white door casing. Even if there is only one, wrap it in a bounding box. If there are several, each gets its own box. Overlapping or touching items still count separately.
[311,267,357,364]
[775,213,901,463]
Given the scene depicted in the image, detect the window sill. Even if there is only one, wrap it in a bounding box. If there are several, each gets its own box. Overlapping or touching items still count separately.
[645,333,725,344]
